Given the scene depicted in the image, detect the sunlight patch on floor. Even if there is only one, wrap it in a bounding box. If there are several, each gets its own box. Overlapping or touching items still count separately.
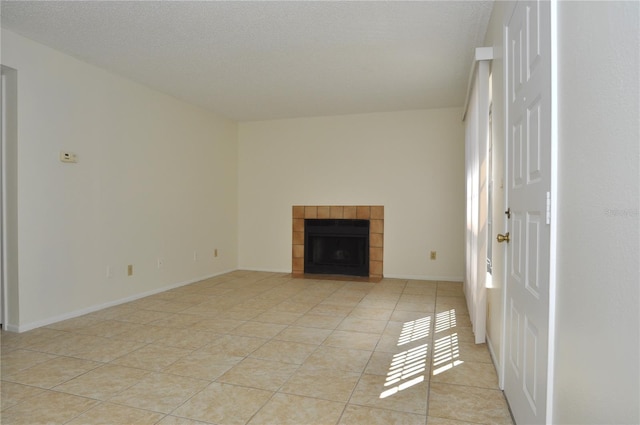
[397,315,431,346]
[380,343,428,399]
[433,309,464,376]
[435,309,456,333]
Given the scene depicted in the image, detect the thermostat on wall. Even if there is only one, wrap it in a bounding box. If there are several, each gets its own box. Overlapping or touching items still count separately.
[60,151,78,163]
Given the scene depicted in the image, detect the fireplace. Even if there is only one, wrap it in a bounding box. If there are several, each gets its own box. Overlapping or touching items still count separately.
[292,205,384,279]
[305,219,369,276]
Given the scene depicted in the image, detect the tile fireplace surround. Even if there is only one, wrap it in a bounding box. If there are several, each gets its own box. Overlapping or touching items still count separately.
[292,205,384,279]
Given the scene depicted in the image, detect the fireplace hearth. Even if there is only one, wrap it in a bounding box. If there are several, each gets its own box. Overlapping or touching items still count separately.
[292,205,384,279]
[304,219,369,276]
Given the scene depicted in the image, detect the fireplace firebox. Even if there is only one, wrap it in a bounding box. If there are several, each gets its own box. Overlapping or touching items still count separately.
[304,219,369,276]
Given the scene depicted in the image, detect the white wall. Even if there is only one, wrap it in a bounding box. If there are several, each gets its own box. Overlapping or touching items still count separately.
[553,2,639,423]
[1,29,239,331]
[238,109,465,280]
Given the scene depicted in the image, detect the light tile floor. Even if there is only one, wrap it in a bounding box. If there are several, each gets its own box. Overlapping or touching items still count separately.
[1,271,514,425]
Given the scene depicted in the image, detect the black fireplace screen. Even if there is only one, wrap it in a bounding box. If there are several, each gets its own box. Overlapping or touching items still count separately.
[304,219,369,276]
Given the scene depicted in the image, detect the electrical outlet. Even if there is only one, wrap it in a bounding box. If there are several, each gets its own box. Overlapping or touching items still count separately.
[214,249,218,258]
[430,251,437,260]
[127,264,133,276]
[59,151,78,163]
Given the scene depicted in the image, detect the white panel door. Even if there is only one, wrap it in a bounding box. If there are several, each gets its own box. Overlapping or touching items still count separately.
[504,1,552,424]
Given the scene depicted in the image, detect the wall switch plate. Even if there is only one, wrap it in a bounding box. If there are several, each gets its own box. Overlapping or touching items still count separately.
[430,251,437,260]
[157,258,163,269]
[214,249,218,258]
[60,151,78,163]
[127,264,133,276]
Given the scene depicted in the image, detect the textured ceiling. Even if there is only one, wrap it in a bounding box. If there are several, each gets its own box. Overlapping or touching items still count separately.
[0,1,493,121]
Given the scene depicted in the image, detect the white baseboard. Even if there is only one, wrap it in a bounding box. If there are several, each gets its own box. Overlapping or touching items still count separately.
[236,267,291,274]
[12,269,235,333]
[486,334,504,390]
[383,273,464,282]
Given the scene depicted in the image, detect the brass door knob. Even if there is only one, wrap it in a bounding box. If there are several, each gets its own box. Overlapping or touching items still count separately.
[497,232,510,243]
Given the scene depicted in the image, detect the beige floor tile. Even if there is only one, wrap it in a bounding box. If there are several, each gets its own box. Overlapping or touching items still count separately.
[320,295,363,308]
[172,382,273,425]
[0,271,511,425]
[5,356,101,389]
[45,315,104,332]
[280,364,360,402]
[431,361,499,389]
[164,350,242,380]
[428,382,513,424]
[395,301,436,313]
[234,298,282,310]
[109,372,209,414]
[390,310,435,323]
[199,334,268,357]
[426,416,481,425]
[153,329,220,350]
[350,373,429,415]
[75,319,135,337]
[303,345,372,373]
[217,357,299,391]
[271,301,316,314]
[230,321,287,338]
[156,415,214,425]
[145,300,198,314]
[248,393,345,425]
[274,325,332,345]
[338,317,388,334]
[112,323,175,343]
[324,330,380,351]
[348,307,393,321]
[293,313,345,329]
[0,390,99,424]
[1,328,68,351]
[25,332,97,356]
[65,337,146,362]
[253,310,304,325]
[149,313,205,328]
[357,298,399,309]
[364,351,416,376]
[180,304,223,318]
[250,339,317,364]
[308,304,353,317]
[115,309,171,324]
[433,326,476,345]
[223,308,267,321]
[0,349,58,378]
[66,402,165,424]
[53,364,150,400]
[435,297,469,314]
[436,283,465,297]
[111,343,192,372]
[86,304,138,320]
[453,342,493,363]
[191,318,246,333]
[339,404,427,425]
[403,280,438,294]
[399,294,437,306]
[0,381,46,411]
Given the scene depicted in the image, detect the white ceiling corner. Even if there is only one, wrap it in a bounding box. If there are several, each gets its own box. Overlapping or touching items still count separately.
[0,1,494,122]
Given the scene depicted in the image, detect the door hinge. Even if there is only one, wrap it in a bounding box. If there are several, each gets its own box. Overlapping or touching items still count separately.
[546,191,551,224]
